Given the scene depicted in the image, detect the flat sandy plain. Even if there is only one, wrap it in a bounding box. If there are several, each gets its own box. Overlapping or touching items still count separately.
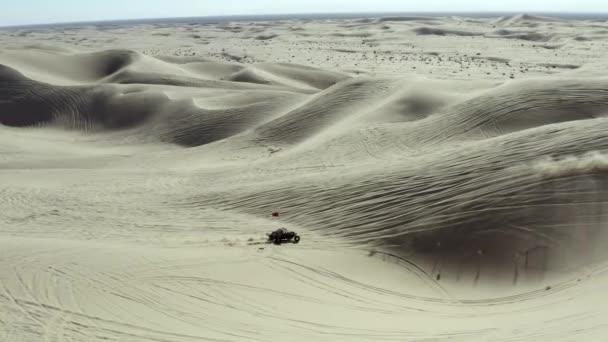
[2,13,608,341]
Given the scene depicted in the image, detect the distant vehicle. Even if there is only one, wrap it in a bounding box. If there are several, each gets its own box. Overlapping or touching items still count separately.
[267,228,300,244]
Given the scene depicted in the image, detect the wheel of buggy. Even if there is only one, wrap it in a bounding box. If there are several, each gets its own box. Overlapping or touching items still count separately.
[293,235,300,244]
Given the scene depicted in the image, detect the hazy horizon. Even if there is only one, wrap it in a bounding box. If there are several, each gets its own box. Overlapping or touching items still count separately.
[3,11,608,29]
[2,0,608,27]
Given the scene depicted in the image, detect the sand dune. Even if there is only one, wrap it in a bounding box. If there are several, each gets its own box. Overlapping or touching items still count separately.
[495,13,563,27]
[377,16,441,22]
[488,29,555,42]
[2,13,608,342]
[413,26,482,36]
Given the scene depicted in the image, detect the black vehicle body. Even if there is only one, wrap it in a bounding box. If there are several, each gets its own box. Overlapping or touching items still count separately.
[267,228,301,244]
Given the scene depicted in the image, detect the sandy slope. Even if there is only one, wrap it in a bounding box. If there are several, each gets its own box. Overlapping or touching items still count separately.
[2,13,608,341]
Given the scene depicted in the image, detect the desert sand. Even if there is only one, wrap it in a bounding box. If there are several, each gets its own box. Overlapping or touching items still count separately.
[2,13,608,341]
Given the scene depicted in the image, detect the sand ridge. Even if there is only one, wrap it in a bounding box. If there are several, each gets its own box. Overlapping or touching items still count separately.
[2,13,608,342]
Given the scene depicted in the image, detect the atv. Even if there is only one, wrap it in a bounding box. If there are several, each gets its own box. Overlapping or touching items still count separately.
[267,228,301,245]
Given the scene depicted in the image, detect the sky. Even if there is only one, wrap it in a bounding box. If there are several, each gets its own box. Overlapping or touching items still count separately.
[1,0,607,26]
